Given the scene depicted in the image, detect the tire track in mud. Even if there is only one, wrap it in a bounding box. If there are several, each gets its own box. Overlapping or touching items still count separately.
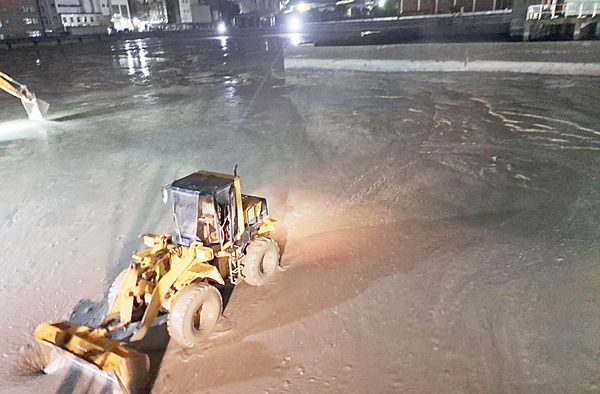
[327,89,438,215]
[282,81,531,391]
[293,75,600,393]
[433,232,600,393]
[152,217,477,393]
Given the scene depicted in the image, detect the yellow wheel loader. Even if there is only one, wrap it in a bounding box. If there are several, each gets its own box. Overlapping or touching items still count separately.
[34,170,279,392]
[0,70,49,120]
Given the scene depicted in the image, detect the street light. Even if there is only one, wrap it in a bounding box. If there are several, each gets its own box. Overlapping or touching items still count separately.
[217,21,227,34]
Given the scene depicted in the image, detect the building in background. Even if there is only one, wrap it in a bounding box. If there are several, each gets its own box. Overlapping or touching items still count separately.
[166,0,212,24]
[36,0,113,34]
[235,0,280,27]
[0,0,44,39]
[280,0,511,19]
[237,0,281,13]
[128,0,168,27]
[0,0,134,39]
[110,0,133,30]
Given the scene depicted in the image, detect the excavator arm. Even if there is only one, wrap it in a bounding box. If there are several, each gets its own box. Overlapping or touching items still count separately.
[0,70,49,120]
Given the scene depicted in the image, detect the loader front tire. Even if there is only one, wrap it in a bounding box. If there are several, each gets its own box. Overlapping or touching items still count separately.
[241,236,280,286]
[167,282,222,347]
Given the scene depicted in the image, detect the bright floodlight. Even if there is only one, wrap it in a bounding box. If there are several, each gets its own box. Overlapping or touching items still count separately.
[287,15,302,32]
[378,0,386,6]
[217,22,227,34]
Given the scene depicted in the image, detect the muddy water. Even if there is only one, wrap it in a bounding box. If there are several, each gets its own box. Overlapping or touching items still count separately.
[1,37,600,394]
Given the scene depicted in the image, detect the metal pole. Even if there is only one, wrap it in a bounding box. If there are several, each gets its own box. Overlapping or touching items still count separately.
[472,0,476,12]
[435,0,438,13]
[492,0,496,10]
[417,0,421,12]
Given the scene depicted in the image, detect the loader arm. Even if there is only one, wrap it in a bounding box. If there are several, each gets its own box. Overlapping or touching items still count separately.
[0,71,27,99]
[0,70,49,120]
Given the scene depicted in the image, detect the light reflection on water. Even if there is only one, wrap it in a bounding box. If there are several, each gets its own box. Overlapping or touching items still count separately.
[111,39,157,79]
[105,35,289,111]
[108,35,293,83]
[0,34,294,128]
[0,119,48,142]
[288,33,302,46]
[219,36,227,50]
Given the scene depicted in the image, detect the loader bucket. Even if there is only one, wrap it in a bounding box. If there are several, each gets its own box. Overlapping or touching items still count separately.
[34,322,150,393]
[21,96,49,121]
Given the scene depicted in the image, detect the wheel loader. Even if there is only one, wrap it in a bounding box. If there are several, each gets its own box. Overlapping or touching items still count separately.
[34,169,280,393]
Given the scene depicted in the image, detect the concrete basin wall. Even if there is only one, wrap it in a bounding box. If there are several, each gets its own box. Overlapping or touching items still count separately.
[284,41,600,75]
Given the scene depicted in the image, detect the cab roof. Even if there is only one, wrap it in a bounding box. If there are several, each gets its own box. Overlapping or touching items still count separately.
[171,170,236,195]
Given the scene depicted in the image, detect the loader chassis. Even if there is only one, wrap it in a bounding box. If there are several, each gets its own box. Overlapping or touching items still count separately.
[110,170,276,339]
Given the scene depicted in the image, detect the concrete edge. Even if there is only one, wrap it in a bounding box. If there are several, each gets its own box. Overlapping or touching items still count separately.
[284,58,600,75]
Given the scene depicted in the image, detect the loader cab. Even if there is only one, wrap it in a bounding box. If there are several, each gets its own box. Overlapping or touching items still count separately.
[167,171,242,247]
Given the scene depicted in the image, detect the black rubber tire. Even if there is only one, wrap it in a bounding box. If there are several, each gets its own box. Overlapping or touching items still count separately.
[241,236,280,286]
[107,268,128,310]
[167,282,223,347]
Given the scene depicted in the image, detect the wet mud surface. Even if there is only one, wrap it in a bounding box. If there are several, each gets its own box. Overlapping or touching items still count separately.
[0,35,599,393]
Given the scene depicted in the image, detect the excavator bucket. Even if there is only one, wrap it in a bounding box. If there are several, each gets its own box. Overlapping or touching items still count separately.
[34,322,150,393]
[21,96,49,121]
[0,70,49,120]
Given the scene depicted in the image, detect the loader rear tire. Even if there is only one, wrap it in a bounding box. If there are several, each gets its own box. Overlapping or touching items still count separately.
[167,282,222,348]
[241,236,280,286]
